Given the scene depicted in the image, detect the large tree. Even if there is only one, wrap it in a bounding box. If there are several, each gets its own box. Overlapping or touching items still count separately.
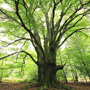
[0,0,90,86]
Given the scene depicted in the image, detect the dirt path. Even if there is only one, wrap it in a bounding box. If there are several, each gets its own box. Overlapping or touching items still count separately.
[0,82,90,90]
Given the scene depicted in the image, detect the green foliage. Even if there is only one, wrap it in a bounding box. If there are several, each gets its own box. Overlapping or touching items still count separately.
[58,32,90,82]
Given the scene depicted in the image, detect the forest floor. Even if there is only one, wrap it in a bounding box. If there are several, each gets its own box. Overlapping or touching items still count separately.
[0,81,90,90]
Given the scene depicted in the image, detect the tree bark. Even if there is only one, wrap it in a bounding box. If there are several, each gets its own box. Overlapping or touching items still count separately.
[37,63,57,86]
[37,61,65,86]
[35,39,65,86]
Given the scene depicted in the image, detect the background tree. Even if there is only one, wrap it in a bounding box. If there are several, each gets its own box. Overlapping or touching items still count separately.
[63,32,90,82]
[0,0,90,86]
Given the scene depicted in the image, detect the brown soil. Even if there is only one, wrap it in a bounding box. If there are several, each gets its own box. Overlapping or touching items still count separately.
[64,82,90,90]
[0,81,90,90]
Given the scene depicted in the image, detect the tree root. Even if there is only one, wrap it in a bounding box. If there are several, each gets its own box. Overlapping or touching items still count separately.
[22,81,74,90]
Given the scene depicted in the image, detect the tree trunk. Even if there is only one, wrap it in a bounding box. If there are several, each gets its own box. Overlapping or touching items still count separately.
[38,63,57,86]
[37,62,65,86]
[34,40,65,86]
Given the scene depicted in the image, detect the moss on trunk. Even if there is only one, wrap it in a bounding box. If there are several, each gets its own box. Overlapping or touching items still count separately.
[37,63,59,87]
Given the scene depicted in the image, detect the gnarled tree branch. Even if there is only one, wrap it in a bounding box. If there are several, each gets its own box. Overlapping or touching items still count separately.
[55,63,66,71]
[0,51,22,60]
[22,50,38,65]
[0,38,30,48]
[58,28,90,48]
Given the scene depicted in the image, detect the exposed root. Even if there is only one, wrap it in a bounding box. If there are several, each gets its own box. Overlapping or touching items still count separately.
[22,81,74,90]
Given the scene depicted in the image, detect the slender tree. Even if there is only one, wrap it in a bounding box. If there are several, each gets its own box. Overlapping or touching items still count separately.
[0,0,90,86]
[64,32,90,82]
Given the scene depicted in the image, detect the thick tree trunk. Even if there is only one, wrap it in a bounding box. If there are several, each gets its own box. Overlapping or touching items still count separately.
[37,62,66,86]
[34,39,65,86]
[38,63,57,86]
